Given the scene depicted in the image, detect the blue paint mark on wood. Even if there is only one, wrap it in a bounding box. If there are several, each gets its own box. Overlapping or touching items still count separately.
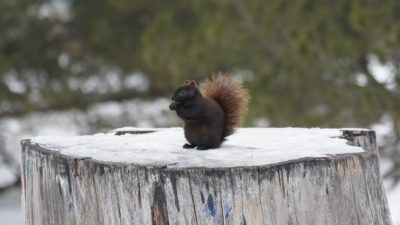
[67,199,73,215]
[207,194,216,217]
[223,203,232,219]
[134,213,143,224]
[23,160,31,177]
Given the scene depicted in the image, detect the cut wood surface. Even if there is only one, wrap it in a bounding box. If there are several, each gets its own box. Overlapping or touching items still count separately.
[21,128,392,225]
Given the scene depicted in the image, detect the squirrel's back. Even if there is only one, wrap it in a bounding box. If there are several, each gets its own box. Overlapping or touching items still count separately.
[200,73,250,137]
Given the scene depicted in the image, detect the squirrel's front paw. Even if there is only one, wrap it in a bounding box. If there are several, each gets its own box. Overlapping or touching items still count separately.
[169,102,178,111]
[183,143,196,149]
[196,146,209,150]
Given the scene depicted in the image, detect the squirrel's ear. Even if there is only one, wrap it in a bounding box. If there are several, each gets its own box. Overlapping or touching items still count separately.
[189,80,196,87]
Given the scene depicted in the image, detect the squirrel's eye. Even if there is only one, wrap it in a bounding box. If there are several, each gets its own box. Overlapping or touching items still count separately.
[180,90,187,95]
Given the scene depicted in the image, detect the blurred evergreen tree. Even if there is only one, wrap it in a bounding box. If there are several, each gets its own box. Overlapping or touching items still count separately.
[2,0,399,124]
[1,0,400,179]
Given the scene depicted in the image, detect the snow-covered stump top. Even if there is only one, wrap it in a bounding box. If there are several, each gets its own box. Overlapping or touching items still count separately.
[21,128,392,225]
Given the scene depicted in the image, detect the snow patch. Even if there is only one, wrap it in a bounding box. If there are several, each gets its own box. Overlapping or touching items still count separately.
[123,72,149,92]
[0,166,18,189]
[368,55,397,90]
[30,128,364,168]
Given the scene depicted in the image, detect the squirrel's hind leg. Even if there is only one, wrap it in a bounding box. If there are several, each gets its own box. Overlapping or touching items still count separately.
[196,146,210,150]
[183,143,197,149]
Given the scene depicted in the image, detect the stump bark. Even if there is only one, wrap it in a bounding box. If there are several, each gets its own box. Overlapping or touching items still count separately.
[21,128,392,225]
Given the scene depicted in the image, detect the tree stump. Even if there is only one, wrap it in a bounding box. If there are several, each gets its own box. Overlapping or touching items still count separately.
[21,128,392,225]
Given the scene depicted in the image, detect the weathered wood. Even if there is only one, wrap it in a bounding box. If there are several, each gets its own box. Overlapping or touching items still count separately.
[21,129,392,225]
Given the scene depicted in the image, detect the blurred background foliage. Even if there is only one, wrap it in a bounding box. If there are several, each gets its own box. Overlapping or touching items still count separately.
[0,0,400,186]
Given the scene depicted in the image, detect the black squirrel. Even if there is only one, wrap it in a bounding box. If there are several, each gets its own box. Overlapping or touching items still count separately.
[169,73,249,150]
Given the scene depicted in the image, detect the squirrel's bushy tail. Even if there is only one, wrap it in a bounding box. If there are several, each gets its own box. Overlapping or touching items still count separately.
[200,73,250,137]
